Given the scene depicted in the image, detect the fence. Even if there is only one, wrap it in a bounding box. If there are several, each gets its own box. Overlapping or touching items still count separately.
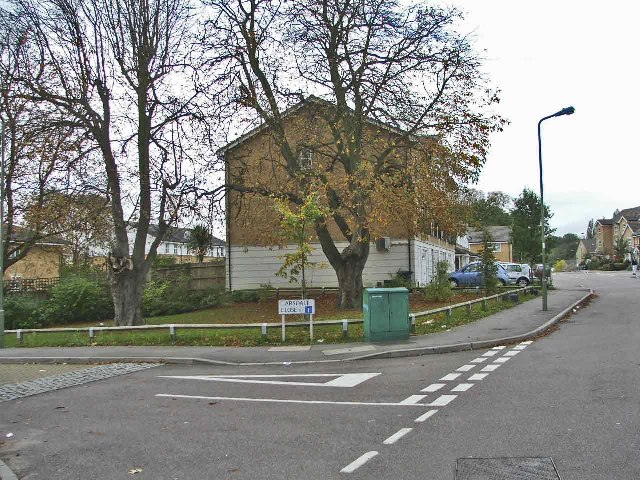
[7,286,534,342]
[153,262,225,290]
[3,277,60,293]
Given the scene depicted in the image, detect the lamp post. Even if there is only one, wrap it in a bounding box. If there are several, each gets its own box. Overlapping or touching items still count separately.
[538,106,575,311]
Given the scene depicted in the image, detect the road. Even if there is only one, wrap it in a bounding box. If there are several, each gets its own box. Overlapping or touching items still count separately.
[0,271,638,479]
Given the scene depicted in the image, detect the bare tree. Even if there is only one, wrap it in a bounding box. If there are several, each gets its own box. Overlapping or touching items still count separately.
[11,0,209,324]
[208,0,504,307]
[0,7,93,273]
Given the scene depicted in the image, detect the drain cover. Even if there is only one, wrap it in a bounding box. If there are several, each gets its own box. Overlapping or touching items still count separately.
[455,457,561,480]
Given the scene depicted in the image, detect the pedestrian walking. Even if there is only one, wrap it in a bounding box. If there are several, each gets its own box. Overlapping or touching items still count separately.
[632,250,638,277]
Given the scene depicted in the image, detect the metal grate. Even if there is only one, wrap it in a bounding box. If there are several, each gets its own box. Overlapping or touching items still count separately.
[455,457,561,480]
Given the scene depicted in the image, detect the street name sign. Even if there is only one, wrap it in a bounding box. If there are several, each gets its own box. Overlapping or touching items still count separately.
[278,299,315,315]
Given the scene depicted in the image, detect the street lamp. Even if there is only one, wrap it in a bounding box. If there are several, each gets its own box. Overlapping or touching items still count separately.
[538,106,575,311]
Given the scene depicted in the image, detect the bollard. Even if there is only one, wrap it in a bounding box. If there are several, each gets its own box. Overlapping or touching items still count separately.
[169,324,176,341]
[446,307,452,319]
[466,302,472,314]
[342,320,349,337]
[16,329,23,345]
[482,298,488,311]
[261,323,268,338]
[410,314,416,333]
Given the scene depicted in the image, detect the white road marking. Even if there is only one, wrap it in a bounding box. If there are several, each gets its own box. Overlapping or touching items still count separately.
[468,373,489,381]
[158,373,380,388]
[267,346,311,352]
[494,357,510,364]
[521,341,533,345]
[481,364,500,372]
[156,394,430,407]
[504,351,521,357]
[492,345,506,350]
[514,345,528,350]
[456,364,475,372]
[340,451,379,473]
[451,383,474,392]
[399,395,428,405]
[323,345,377,356]
[470,357,488,363]
[482,350,499,357]
[383,428,413,445]
[439,373,461,381]
[414,409,438,423]
[428,394,457,407]
[420,383,445,393]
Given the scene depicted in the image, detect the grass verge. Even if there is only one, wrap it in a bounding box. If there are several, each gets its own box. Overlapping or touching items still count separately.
[4,292,536,348]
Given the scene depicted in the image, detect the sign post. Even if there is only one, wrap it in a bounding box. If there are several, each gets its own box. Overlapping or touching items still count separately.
[278,299,316,342]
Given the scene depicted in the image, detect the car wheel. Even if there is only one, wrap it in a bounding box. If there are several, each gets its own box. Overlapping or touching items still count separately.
[450,279,459,288]
[517,277,530,286]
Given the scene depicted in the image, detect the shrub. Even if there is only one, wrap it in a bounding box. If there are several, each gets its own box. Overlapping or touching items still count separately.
[5,294,47,329]
[554,259,567,272]
[424,261,453,302]
[384,271,413,289]
[41,276,113,325]
[199,286,230,308]
[231,290,260,303]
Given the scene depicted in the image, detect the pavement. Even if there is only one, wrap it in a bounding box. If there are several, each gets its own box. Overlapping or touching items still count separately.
[0,282,592,367]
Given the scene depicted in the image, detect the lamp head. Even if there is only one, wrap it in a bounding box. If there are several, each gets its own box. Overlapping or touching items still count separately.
[554,106,575,117]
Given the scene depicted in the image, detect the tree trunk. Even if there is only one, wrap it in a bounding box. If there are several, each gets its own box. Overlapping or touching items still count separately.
[110,269,147,326]
[335,254,367,309]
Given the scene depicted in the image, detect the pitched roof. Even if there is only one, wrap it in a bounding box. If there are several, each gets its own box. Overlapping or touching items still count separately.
[628,221,640,235]
[146,224,225,246]
[218,95,430,155]
[467,226,512,244]
[579,238,597,254]
[596,218,613,226]
[615,206,640,223]
[7,225,69,246]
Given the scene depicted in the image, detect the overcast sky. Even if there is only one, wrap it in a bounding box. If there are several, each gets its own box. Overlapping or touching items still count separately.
[450,0,640,236]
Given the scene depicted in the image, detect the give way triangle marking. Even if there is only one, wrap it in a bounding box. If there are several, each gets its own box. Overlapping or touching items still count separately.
[158,372,381,388]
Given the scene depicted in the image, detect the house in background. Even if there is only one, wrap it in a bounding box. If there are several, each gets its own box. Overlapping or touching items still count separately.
[594,218,614,257]
[467,226,513,263]
[576,237,597,265]
[220,97,458,290]
[4,227,68,280]
[455,235,474,270]
[135,225,225,263]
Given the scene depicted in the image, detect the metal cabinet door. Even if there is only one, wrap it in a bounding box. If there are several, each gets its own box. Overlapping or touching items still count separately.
[389,292,409,331]
[369,294,390,333]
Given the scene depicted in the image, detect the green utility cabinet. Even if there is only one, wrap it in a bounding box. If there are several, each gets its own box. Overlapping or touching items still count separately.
[363,287,410,341]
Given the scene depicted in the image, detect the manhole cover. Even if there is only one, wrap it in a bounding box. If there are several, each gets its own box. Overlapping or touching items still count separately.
[455,457,561,480]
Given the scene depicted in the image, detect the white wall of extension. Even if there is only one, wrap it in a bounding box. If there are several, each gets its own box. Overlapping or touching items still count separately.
[227,238,454,290]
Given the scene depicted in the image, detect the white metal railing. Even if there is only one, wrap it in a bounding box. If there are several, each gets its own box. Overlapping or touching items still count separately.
[8,286,532,343]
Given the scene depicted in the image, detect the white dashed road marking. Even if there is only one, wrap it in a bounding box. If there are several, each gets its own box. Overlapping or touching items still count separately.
[421,383,445,393]
[470,357,488,363]
[456,364,475,372]
[399,395,428,405]
[440,373,462,381]
[482,350,499,357]
[451,383,474,392]
[481,364,500,372]
[468,373,489,381]
[504,351,520,357]
[383,428,413,445]
[492,345,506,350]
[428,394,457,407]
[414,409,438,423]
[494,357,511,364]
[340,451,379,473]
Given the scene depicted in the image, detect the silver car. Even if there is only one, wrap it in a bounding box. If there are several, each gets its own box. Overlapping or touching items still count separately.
[498,262,532,286]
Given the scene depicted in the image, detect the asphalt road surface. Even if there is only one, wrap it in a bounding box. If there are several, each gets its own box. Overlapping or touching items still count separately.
[1,271,638,479]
